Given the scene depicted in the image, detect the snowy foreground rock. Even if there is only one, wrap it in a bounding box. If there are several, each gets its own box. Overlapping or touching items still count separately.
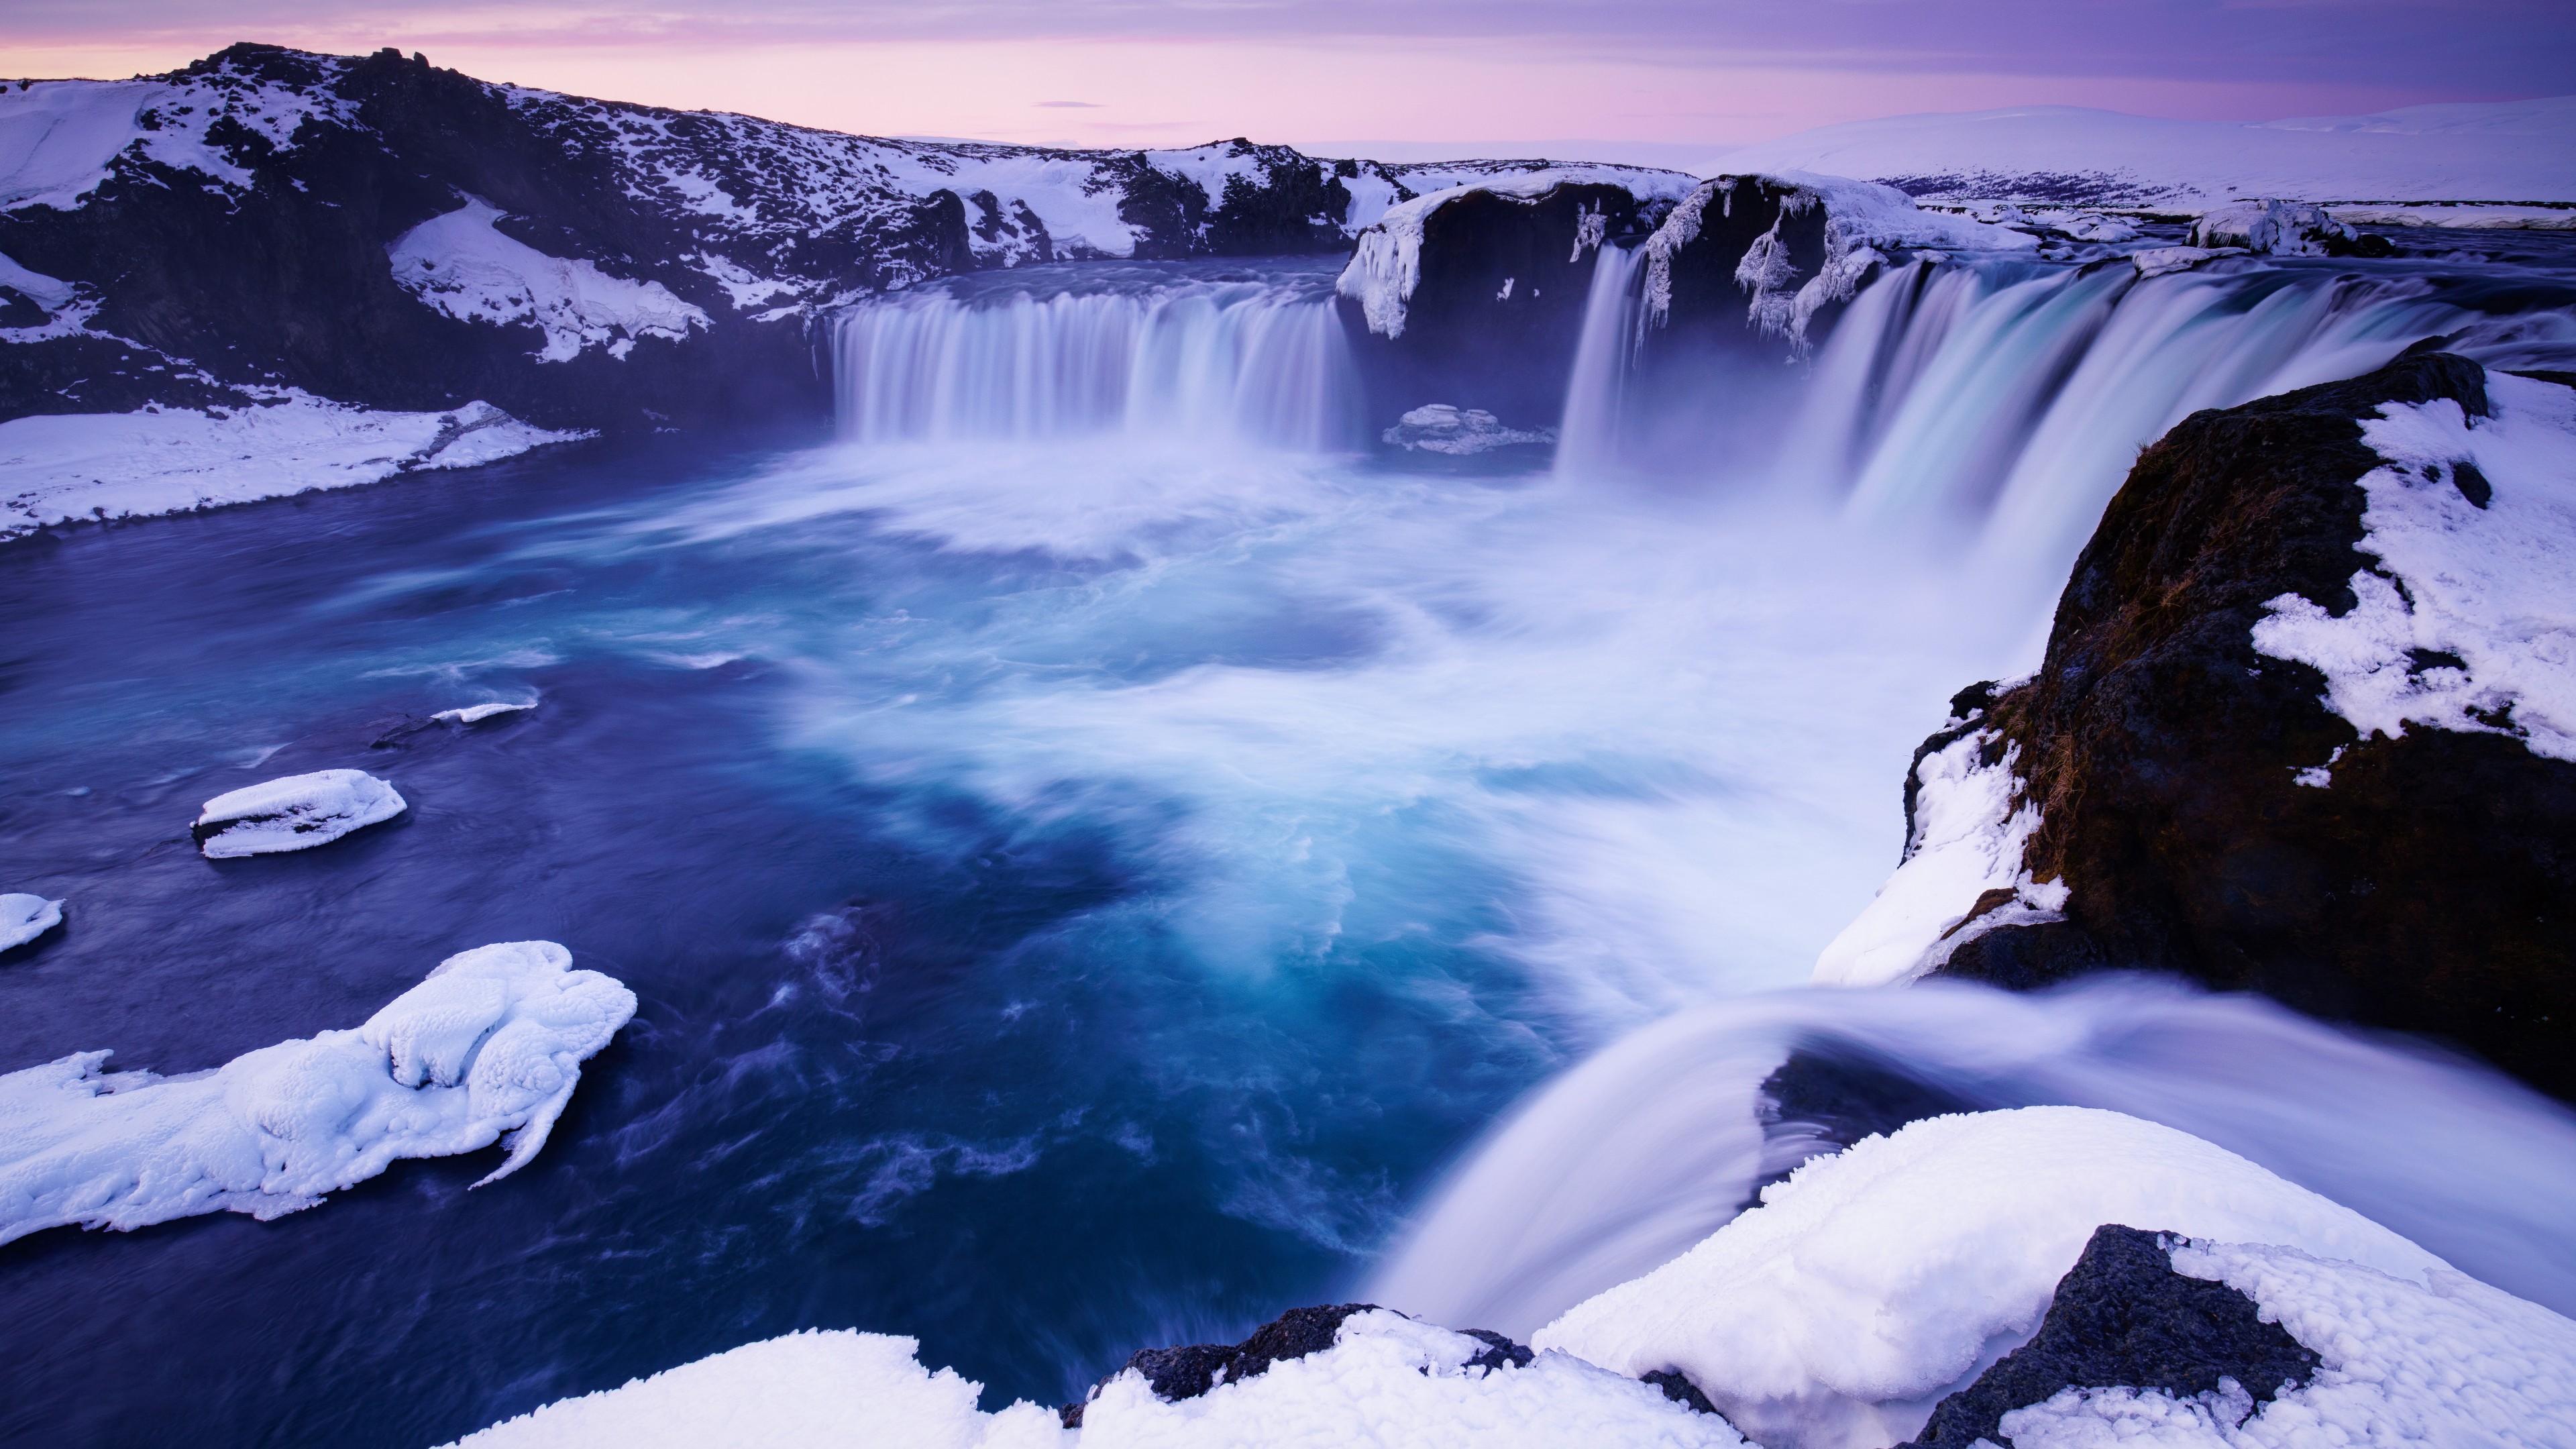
[0,893,64,953]
[447,1106,2576,1448]
[1840,352,2576,1099]
[0,941,633,1246]
[193,767,408,858]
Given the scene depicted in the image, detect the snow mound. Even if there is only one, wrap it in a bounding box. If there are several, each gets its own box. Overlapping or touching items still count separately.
[193,767,407,858]
[388,199,711,362]
[0,394,587,539]
[2190,201,2355,256]
[455,1309,1739,1448]
[1532,1106,2444,1449]
[2004,1238,2576,1449]
[2253,370,2576,766]
[434,701,535,725]
[1383,405,1556,455]
[1714,97,2576,209]
[1,894,62,952]
[1813,722,2062,987]
[0,941,635,1246]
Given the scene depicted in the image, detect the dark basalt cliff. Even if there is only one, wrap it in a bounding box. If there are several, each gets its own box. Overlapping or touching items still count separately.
[1915,350,2576,1098]
[1336,181,1663,435]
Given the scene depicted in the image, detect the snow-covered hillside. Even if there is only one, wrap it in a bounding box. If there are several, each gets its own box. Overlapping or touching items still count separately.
[1717,97,2576,211]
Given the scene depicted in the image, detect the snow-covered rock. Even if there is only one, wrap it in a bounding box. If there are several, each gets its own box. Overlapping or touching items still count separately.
[388,199,710,363]
[1640,172,2032,351]
[0,395,588,539]
[2129,246,2245,279]
[1382,404,1556,455]
[1,894,62,953]
[192,767,407,858]
[0,940,635,1245]
[1715,97,2576,210]
[451,1307,1740,1448]
[2190,200,2357,257]
[1813,690,2063,989]
[1532,1106,2445,1449]
[2252,369,2576,764]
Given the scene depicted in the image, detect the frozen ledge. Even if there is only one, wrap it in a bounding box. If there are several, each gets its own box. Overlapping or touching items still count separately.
[0,393,590,540]
[0,941,635,1246]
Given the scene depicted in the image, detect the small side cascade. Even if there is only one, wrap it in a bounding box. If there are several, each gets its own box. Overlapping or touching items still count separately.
[1554,242,1650,477]
[832,268,1363,451]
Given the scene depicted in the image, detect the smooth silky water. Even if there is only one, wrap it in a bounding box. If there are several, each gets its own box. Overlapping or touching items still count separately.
[3,245,2574,1446]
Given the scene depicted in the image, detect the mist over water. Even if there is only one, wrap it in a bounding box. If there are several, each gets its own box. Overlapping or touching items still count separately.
[5,237,2576,1443]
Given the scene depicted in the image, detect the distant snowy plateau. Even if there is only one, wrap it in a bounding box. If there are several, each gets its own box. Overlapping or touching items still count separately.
[2,43,2570,535]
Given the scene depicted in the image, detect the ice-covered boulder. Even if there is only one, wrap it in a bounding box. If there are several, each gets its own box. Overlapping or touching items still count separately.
[1862,352,2576,1099]
[1921,1226,2576,1449]
[0,940,635,1245]
[1532,1106,2443,1449]
[1,894,63,953]
[192,767,407,857]
[2190,199,2357,257]
[1382,404,1556,455]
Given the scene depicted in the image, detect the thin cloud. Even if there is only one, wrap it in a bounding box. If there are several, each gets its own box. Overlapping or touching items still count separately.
[1034,100,1102,107]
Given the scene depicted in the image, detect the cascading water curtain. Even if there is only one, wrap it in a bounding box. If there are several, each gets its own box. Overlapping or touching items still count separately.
[833,278,1364,451]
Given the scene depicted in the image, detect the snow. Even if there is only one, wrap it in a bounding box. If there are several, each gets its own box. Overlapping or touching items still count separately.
[1811,727,2062,988]
[0,60,360,211]
[0,249,76,311]
[453,1309,1741,1449]
[1715,96,2576,209]
[2251,370,2576,766]
[1336,170,1701,338]
[2328,203,2576,231]
[0,940,635,1246]
[2129,246,2246,280]
[1383,405,1556,455]
[1531,1106,2447,1449]
[2190,201,2353,256]
[388,199,711,362]
[1642,173,2032,348]
[193,767,407,858]
[0,394,588,539]
[2000,1239,2576,1449]
[1,894,62,953]
[435,702,535,724]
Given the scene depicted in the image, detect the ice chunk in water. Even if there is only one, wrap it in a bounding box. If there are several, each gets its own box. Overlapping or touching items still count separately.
[0,894,63,953]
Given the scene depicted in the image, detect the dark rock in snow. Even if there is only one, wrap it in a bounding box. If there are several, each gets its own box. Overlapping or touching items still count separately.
[1060,1303,1384,1427]
[1916,350,2576,1099]
[1902,1225,2318,1449]
[1641,1368,1724,1415]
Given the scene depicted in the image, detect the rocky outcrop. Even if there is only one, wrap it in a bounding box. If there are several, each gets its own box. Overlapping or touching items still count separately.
[1334,178,1681,434]
[1902,1225,2318,1449]
[1893,349,2576,1098]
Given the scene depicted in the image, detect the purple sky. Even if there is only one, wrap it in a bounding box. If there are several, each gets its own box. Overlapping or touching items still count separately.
[9,1,2571,154]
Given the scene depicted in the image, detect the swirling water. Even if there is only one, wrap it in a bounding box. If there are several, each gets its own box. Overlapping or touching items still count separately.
[3,242,2575,1446]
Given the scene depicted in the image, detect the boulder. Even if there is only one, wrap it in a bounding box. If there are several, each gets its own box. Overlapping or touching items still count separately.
[1874,350,2576,1099]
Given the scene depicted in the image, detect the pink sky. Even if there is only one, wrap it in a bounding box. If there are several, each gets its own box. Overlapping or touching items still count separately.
[7,3,2570,158]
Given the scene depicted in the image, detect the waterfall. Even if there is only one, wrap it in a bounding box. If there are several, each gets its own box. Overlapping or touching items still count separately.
[1785,256,2576,581]
[832,264,1363,451]
[1369,978,2576,1340]
[1554,243,1648,476]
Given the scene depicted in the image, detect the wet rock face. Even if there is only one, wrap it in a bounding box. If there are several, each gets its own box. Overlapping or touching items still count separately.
[1926,350,2576,1099]
[1337,182,1646,434]
[1901,1225,2318,1449]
